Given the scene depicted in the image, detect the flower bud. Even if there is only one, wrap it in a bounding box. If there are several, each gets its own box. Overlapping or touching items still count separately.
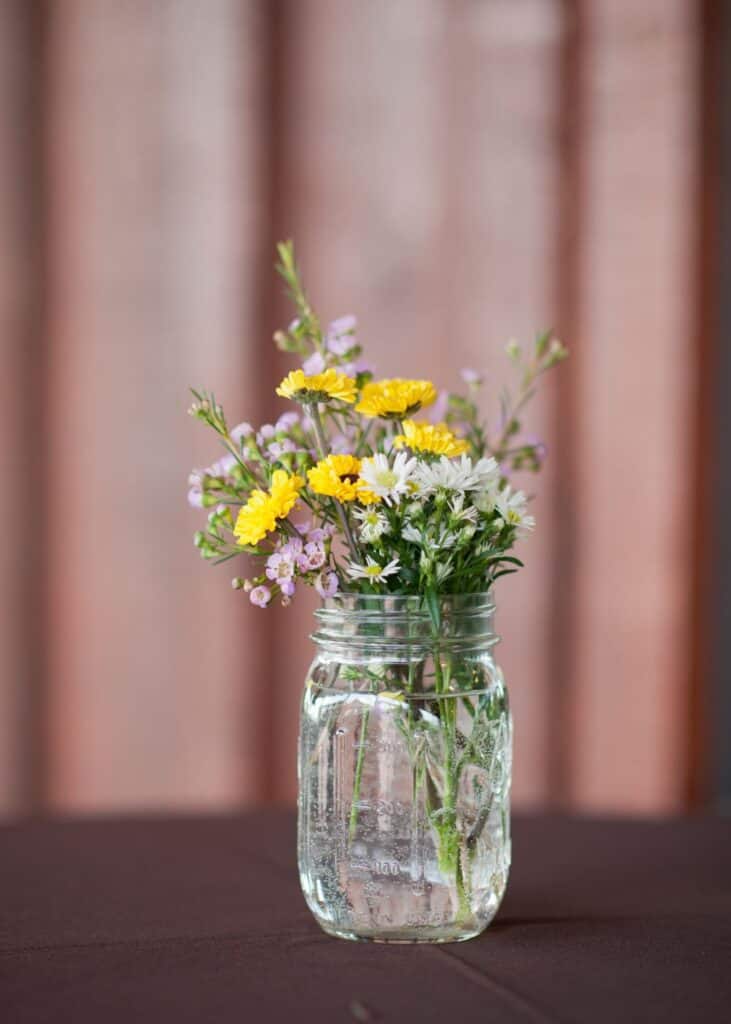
[231,577,245,590]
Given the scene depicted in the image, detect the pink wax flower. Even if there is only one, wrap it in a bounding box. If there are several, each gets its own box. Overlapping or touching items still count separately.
[265,550,296,583]
[279,537,304,558]
[280,579,296,598]
[326,315,357,355]
[209,453,237,478]
[300,541,326,572]
[428,390,449,424]
[315,571,339,599]
[275,411,300,432]
[266,439,297,461]
[231,422,253,444]
[460,368,483,387]
[302,351,326,375]
[249,585,272,608]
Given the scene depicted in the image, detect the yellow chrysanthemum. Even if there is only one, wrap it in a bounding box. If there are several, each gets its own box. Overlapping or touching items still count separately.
[393,419,469,458]
[355,378,437,419]
[307,454,379,504]
[234,470,303,546]
[276,367,357,404]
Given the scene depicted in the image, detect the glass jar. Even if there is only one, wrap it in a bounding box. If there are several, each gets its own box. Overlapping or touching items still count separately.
[297,593,511,943]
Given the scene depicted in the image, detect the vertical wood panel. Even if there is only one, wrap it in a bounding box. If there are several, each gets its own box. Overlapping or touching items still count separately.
[569,0,699,811]
[273,0,451,801]
[0,2,43,814]
[272,0,564,805]
[45,0,270,810]
[445,0,563,806]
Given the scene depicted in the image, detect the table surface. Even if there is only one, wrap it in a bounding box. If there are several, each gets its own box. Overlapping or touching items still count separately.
[1,810,730,1023]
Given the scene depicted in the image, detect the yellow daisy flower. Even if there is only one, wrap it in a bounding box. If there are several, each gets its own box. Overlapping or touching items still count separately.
[307,454,379,504]
[234,470,303,546]
[393,419,469,458]
[276,367,357,404]
[355,378,437,419]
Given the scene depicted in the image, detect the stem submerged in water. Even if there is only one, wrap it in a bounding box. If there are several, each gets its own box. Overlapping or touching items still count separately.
[349,706,370,840]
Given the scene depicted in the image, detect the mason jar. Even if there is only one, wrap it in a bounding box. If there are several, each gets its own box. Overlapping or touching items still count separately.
[297,593,512,943]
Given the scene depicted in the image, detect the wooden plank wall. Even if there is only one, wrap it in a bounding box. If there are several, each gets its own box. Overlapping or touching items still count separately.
[567,0,700,811]
[0,0,705,816]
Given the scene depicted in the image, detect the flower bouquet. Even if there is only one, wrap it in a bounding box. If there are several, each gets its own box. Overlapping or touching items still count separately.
[189,242,566,942]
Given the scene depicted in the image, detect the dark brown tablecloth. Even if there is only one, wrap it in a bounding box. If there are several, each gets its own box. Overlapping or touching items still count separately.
[1,810,729,1023]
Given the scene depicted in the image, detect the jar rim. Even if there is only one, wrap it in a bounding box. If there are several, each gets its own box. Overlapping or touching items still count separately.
[318,591,495,611]
[312,591,497,653]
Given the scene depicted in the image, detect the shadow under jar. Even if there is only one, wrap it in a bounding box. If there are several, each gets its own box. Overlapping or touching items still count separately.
[298,593,512,943]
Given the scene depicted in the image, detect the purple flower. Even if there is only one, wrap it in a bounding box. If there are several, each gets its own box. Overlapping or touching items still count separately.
[288,317,302,333]
[342,358,373,378]
[231,422,253,443]
[275,411,300,432]
[280,579,296,598]
[257,424,276,442]
[265,551,296,583]
[326,315,357,355]
[302,351,326,375]
[279,537,303,558]
[294,518,312,536]
[329,433,352,455]
[187,487,203,509]
[300,541,326,572]
[524,436,548,467]
[249,585,272,608]
[209,453,237,478]
[428,390,449,424]
[266,439,297,461]
[460,368,483,387]
[315,571,339,598]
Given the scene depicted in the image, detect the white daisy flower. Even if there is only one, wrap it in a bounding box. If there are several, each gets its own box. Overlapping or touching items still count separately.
[359,452,417,505]
[448,493,478,524]
[346,556,401,582]
[474,480,500,514]
[412,454,499,495]
[401,523,423,545]
[352,506,390,543]
[495,485,536,532]
[419,552,453,585]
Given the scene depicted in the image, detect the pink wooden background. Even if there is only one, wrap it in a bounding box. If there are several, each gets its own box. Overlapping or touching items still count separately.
[0,0,709,816]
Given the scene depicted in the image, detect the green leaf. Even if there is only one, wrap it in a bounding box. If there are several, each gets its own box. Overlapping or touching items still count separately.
[491,568,519,582]
[424,588,441,633]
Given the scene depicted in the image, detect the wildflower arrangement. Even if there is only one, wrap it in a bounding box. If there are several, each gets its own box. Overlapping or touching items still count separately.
[189,242,566,609]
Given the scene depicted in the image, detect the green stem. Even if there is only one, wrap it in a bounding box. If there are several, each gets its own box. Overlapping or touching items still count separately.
[349,706,371,840]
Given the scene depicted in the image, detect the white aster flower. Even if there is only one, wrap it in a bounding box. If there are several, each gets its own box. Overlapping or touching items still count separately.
[495,485,536,532]
[359,452,417,505]
[474,480,500,514]
[435,560,454,585]
[401,523,423,545]
[352,505,390,543]
[346,556,401,583]
[448,493,478,524]
[413,454,499,495]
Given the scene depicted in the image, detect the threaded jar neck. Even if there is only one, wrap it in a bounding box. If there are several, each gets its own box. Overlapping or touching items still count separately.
[312,592,498,657]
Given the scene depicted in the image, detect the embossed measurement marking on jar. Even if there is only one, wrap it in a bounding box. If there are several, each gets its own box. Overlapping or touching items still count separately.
[351,798,408,816]
[353,739,405,756]
[352,857,406,878]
